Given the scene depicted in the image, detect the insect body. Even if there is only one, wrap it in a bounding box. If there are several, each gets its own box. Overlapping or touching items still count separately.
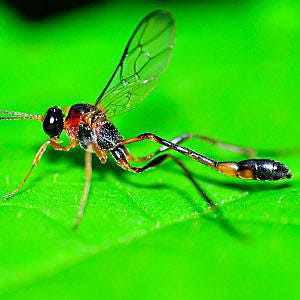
[64,103,124,157]
[0,11,291,229]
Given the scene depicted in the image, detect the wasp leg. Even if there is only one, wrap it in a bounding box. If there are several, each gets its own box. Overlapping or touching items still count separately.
[73,145,93,230]
[50,139,78,151]
[3,141,50,199]
[92,144,107,164]
[122,133,291,181]
[125,133,256,163]
[118,152,216,208]
[170,134,256,156]
[113,149,243,238]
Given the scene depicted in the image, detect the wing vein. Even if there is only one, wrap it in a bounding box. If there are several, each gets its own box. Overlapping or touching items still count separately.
[95,10,175,118]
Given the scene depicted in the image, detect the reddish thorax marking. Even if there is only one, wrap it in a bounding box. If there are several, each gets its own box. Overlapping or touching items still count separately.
[64,105,108,141]
[64,107,93,140]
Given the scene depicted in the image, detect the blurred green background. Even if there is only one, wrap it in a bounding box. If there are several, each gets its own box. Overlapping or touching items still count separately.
[0,0,299,299]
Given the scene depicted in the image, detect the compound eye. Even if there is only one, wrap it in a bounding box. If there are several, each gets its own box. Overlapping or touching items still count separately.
[43,107,64,137]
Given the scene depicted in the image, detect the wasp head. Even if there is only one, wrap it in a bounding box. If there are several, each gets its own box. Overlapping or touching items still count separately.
[43,107,64,138]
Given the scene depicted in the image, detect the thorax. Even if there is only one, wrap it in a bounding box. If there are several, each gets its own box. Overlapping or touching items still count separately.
[64,103,123,150]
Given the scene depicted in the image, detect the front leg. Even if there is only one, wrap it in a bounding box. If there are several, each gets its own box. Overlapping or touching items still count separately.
[3,139,78,199]
[50,138,78,151]
[3,141,50,199]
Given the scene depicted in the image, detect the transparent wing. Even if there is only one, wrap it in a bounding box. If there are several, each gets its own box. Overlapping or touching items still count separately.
[95,10,175,118]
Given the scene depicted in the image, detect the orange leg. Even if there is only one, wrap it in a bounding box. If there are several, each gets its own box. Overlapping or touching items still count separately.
[92,144,107,164]
[50,139,78,151]
[3,139,78,200]
[73,145,93,230]
[3,141,50,199]
[51,139,93,229]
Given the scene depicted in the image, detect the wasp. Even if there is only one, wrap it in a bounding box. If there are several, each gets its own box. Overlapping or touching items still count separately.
[0,10,291,229]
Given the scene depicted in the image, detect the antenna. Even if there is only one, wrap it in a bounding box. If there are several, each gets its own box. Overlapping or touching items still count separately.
[0,110,43,121]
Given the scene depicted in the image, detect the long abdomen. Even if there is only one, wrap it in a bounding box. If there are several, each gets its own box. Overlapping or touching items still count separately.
[217,159,292,180]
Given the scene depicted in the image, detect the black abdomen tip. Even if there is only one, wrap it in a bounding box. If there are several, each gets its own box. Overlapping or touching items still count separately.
[238,159,292,181]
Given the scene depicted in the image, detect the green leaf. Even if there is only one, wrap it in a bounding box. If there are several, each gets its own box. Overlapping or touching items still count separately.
[0,1,299,299]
